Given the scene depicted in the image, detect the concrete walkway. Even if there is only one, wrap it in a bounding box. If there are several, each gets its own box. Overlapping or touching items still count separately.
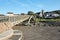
[5,30,23,40]
[0,29,13,40]
[13,25,60,40]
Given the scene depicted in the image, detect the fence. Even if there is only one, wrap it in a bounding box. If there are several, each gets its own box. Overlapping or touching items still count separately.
[0,15,29,22]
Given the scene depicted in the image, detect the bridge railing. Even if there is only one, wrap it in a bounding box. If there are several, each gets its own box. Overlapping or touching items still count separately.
[0,15,30,22]
[0,16,9,22]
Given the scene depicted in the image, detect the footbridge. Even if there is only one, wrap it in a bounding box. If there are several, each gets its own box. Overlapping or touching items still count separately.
[0,15,30,26]
[0,15,30,40]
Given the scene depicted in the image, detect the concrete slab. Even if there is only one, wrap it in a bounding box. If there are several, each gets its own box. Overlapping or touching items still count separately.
[0,29,13,40]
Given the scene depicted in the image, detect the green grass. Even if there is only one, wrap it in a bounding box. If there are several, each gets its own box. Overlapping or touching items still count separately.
[33,17,60,22]
[33,18,40,22]
[40,18,60,22]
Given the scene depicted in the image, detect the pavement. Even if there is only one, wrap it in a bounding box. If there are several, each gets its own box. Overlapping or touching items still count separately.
[0,29,13,40]
[5,30,23,40]
[12,24,60,40]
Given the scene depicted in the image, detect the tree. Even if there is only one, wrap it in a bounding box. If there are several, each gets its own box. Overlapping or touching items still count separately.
[0,14,5,16]
[28,11,34,15]
[7,12,13,14]
[52,10,60,13]
[21,13,25,15]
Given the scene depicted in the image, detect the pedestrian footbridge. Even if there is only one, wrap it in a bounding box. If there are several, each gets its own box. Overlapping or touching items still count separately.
[0,15,30,26]
[0,15,30,40]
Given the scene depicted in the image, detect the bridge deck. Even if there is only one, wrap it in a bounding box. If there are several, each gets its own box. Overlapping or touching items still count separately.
[5,30,23,40]
[0,29,13,40]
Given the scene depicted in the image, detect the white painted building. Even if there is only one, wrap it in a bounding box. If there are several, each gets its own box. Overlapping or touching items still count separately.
[45,12,60,18]
[6,13,14,16]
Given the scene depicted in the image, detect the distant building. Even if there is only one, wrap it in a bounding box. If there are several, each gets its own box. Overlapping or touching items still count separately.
[36,10,60,18]
[6,12,14,16]
[44,12,60,18]
[6,13,14,16]
[6,12,20,16]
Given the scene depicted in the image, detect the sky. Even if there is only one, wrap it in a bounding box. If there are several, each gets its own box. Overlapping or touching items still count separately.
[0,0,60,14]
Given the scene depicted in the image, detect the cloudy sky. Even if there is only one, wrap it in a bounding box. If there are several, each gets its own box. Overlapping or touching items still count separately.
[0,0,60,14]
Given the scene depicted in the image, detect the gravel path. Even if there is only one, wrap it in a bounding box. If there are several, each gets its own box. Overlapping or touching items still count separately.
[12,24,60,40]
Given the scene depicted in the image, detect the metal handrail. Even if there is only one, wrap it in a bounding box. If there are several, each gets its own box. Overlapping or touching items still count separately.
[0,15,29,22]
